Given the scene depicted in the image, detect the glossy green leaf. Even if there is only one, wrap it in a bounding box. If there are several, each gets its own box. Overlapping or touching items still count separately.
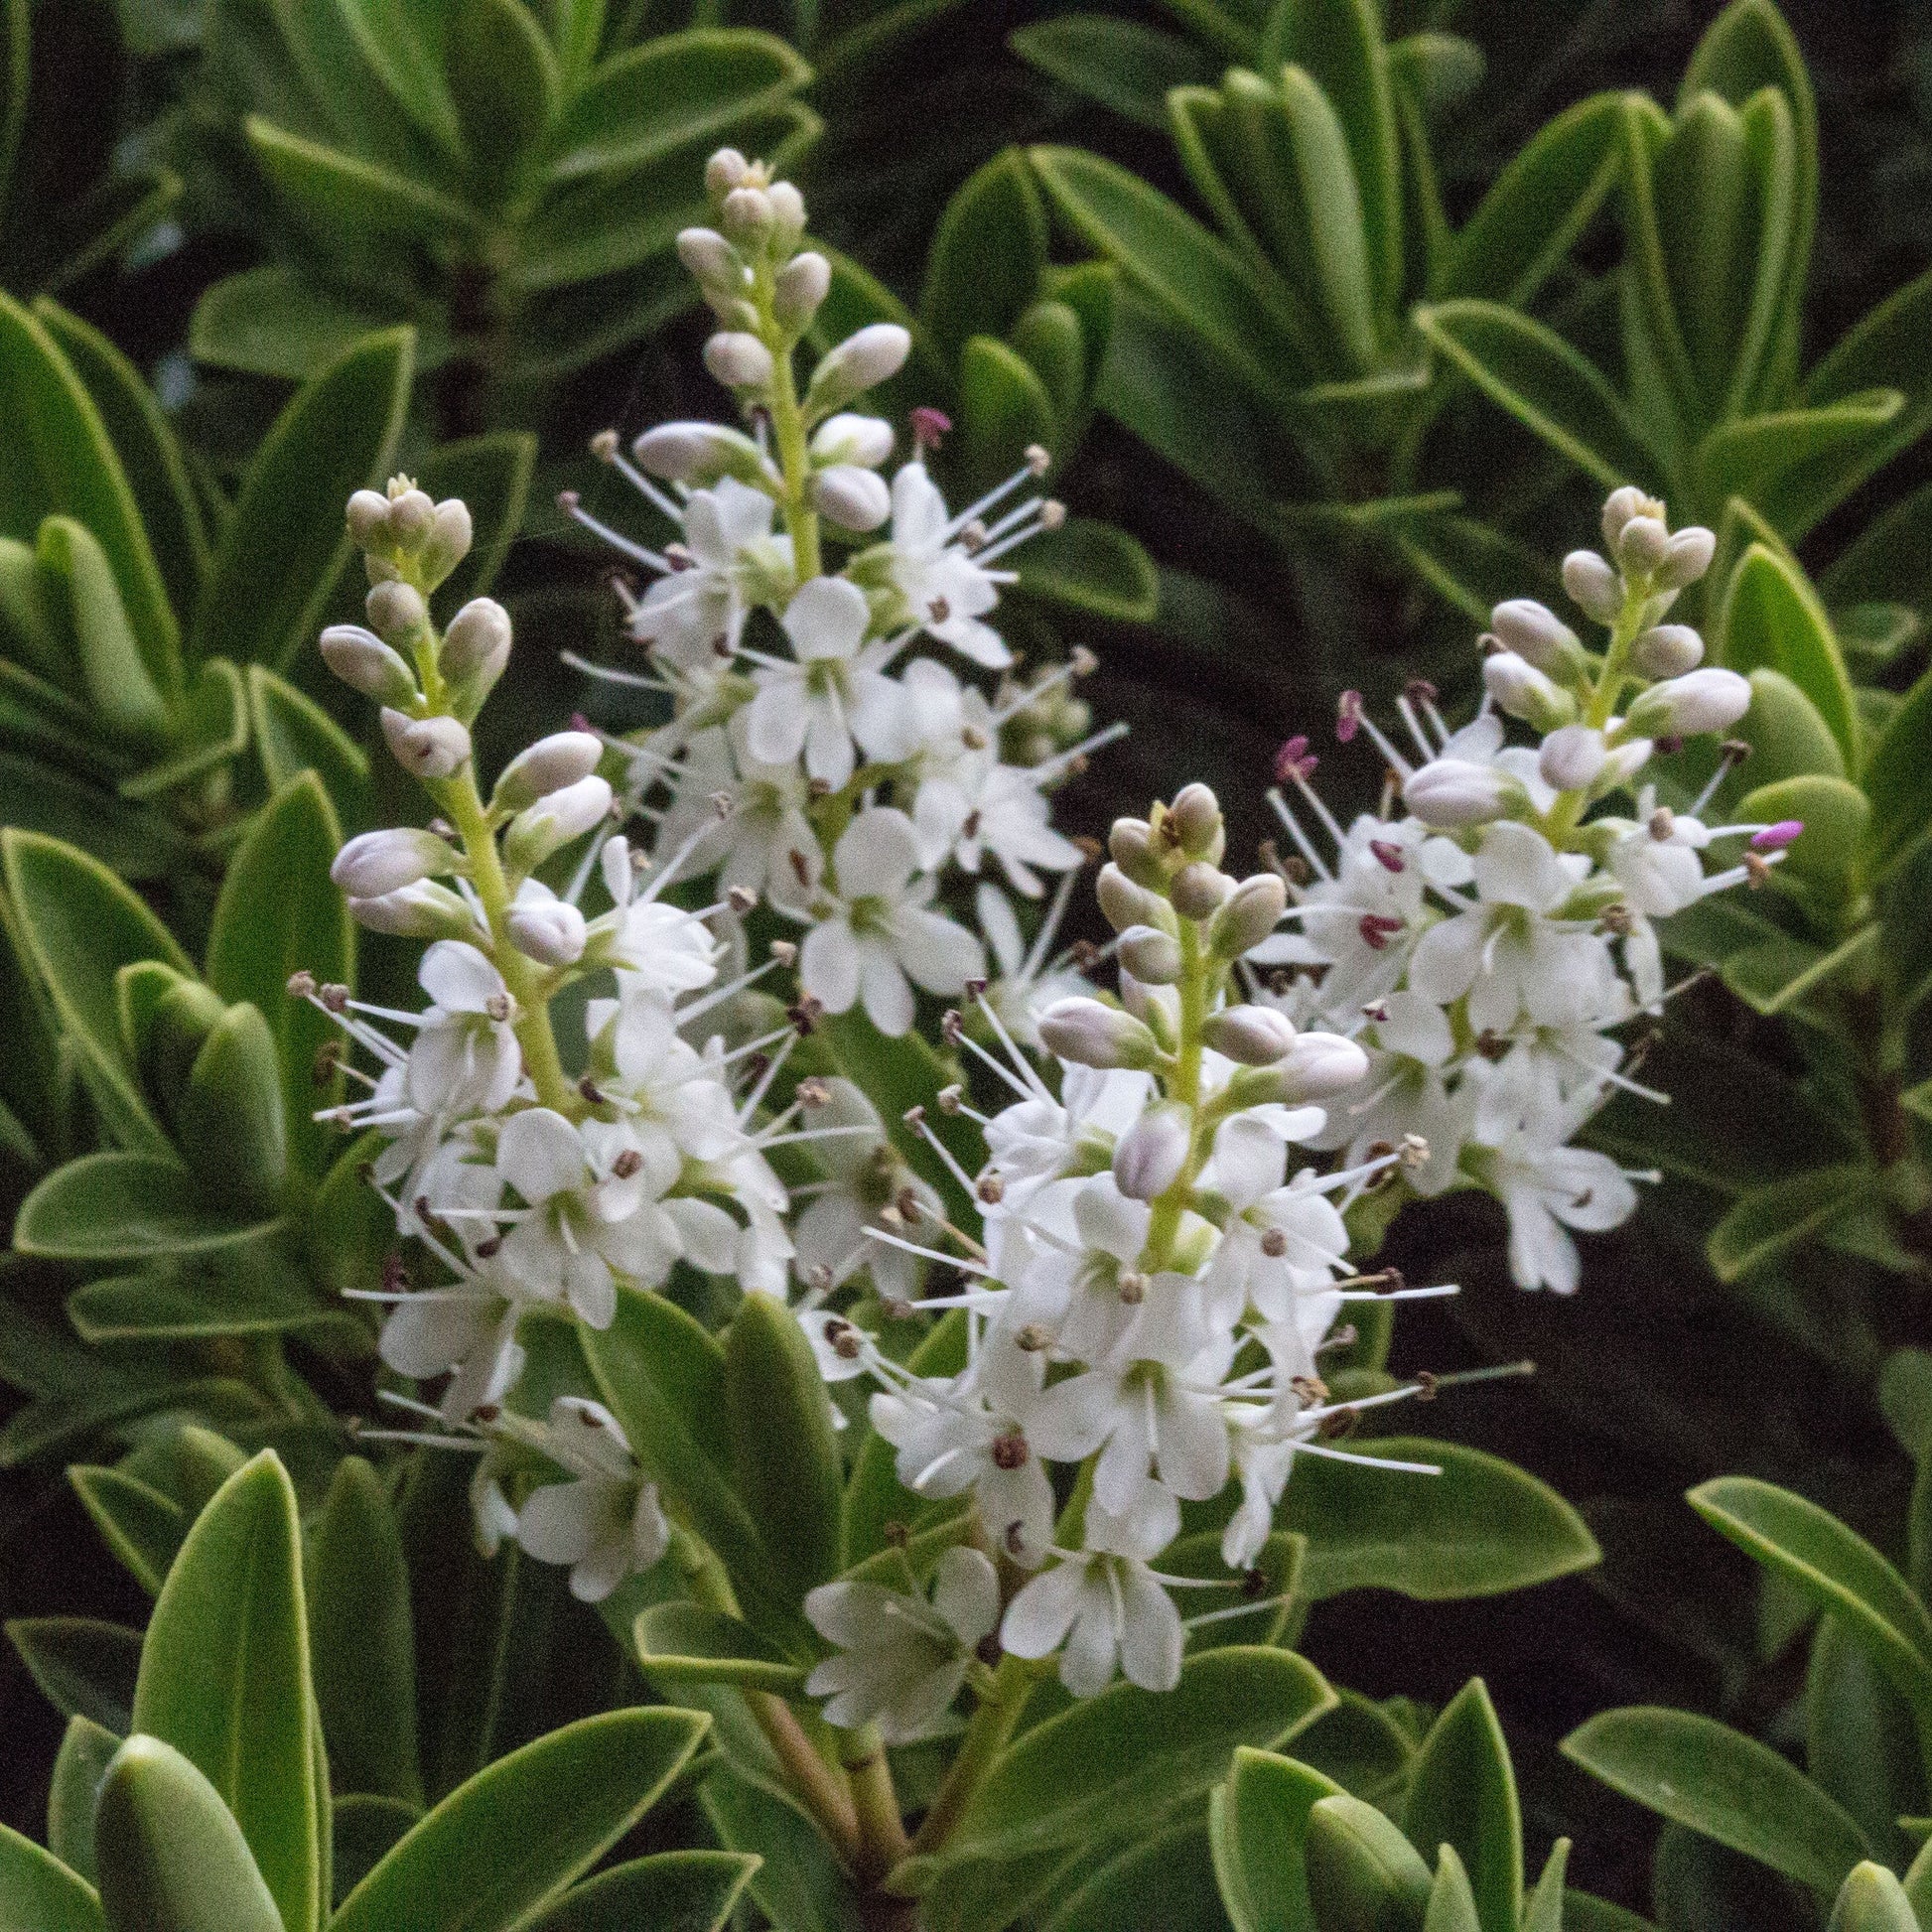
[1009,15,1212,130]
[1863,663,1932,877]
[6,1615,141,1733]
[36,515,168,747]
[1563,1707,1867,1892]
[69,1467,185,1594]
[635,1600,806,1694]
[702,1765,866,1932]
[1424,1847,1481,1932]
[1721,923,1875,1018]
[68,1261,332,1342]
[943,1646,1333,1865]
[1696,393,1901,526]
[245,665,372,828]
[1009,298,1089,423]
[921,149,1046,365]
[1209,1746,1344,1932]
[1292,1689,1418,1803]
[133,1450,321,1932]
[1040,1817,1225,1932]
[523,1852,760,1932]
[0,1820,102,1931]
[177,1002,289,1212]
[1283,1438,1598,1600]
[193,328,414,672]
[0,292,178,696]
[245,117,476,244]
[1402,1681,1520,1932]
[48,1715,118,1887]
[1825,478,1932,611]
[1414,300,1656,490]
[1808,1614,1924,1867]
[190,267,414,382]
[16,1152,283,1259]
[1525,1842,1571,1932]
[446,0,559,197]
[1717,543,1860,768]
[309,1457,422,1805]
[1305,1793,1433,1932]
[1709,1166,1880,1280]
[1737,772,1868,890]
[1015,518,1158,621]
[1690,1476,1932,1722]
[1736,665,1845,785]
[956,334,1057,493]
[94,1734,283,1932]
[333,1709,709,1932]
[120,657,248,800]
[1617,94,1708,445]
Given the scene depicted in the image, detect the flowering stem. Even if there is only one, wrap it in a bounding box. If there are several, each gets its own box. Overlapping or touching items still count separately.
[755,264,823,584]
[1144,919,1211,1272]
[1542,574,1652,852]
[906,1652,1035,1859]
[844,1724,911,1880]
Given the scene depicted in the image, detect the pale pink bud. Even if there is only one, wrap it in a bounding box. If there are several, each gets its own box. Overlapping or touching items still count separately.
[1274,1031,1369,1102]
[720,186,774,246]
[632,422,772,487]
[1562,549,1622,622]
[1113,1104,1191,1200]
[507,897,588,966]
[1630,623,1704,678]
[421,499,473,586]
[365,579,428,643]
[1117,925,1182,984]
[1626,667,1751,737]
[1168,782,1222,857]
[1170,863,1232,920]
[773,250,831,329]
[380,708,472,779]
[706,149,751,201]
[1655,526,1716,590]
[1489,599,1581,672]
[1403,759,1512,828]
[810,465,892,531]
[442,598,512,679]
[704,332,775,390]
[492,731,604,811]
[809,413,895,468]
[330,826,455,897]
[1615,515,1671,573]
[1481,651,1571,730]
[320,624,417,704]
[766,181,807,246]
[347,880,474,938]
[1035,997,1158,1070]
[1096,863,1168,934]
[1537,724,1607,793]
[386,488,436,547]
[806,325,910,412]
[503,775,614,872]
[1200,1005,1297,1065]
[677,226,740,288]
[1599,485,1656,548]
[1208,874,1287,958]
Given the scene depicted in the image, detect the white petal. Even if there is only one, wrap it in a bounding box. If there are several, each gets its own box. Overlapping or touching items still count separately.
[931,1547,1001,1645]
[895,908,985,996]
[800,918,862,1014]
[497,1108,585,1203]
[516,1478,599,1564]
[783,574,871,660]
[420,940,503,1013]
[1116,1564,1183,1691]
[834,807,920,899]
[999,1559,1086,1659]
[745,679,808,768]
[859,945,916,1036]
[1211,1115,1288,1209]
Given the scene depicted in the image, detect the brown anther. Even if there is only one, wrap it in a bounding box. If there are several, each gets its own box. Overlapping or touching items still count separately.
[475,1235,503,1259]
[961,809,981,839]
[485,992,513,1022]
[826,1317,863,1361]
[1598,902,1634,936]
[1291,1374,1329,1405]
[665,542,697,572]
[788,849,814,890]
[1654,735,1684,756]
[795,1076,830,1108]
[806,1262,834,1292]
[1071,645,1098,676]
[936,1084,964,1115]
[1474,1031,1509,1062]
[1259,1227,1289,1259]
[320,982,350,1013]
[1360,999,1391,1023]
[1039,500,1066,530]
[902,1104,926,1129]
[1316,1407,1360,1441]
[928,596,951,624]
[710,789,735,821]
[429,817,458,842]
[1026,444,1051,477]
[1065,754,1089,775]
[1399,1134,1430,1170]
[961,725,989,750]
[1071,833,1102,863]
[382,1251,409,1294]
[965,976,989,1001]
[1322,1322,1358,1352]
[941,1009,965,1044]
[1015,1322,1053,1352]
[1478,631,1504,656]
[1117,1269,1148,1306]
[977,1632,1004,1668]
[590,429,620,461]
[896,1186,925,1221]
[611,1149,643,1179]
[976,1172,1006,1205]
[1416,1370,1440,1402]
[312,1039,344,1086]
[727,884,759,913]
[885,1519,910,1549]
[1744,852,1772,888]
[1719,738,1752,767]
[1005,1522,1028,1556]
[579,1073,608,1105]
[990,1430,1030,1470]
[1241,1568,1268,1598]
[471,1404,500,1426]
[1403,678,1440,705]
[1069,938,1100,970]
[744,1051,771,1082]
[877,1202,905,1232]
[788,997,824,1035]
[356,1160,376,1184]
[1648,807,1676,841]
[960,519,989,552]
[287,969,318,999]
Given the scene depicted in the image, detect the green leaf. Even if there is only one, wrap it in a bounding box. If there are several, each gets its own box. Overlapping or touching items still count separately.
[6,1615,142,1732]
[16,1152,284,1259]
[1413,300,1657,490]
[49,1715,119,1887]
[1438,91,1622,308]
[1402,1682,1520,1932]
[1209,1746,1344,1932]
[1008,16,1212,131]
[1824,478,1932,612]
[817,1010,976,1221]
[1709,1166,1881,1280]
[1009,299,1089,423]
[1831,1863,1920,1932]
[331,1795,420,1904]
[724,1293,842,1612]
[1689,1476,1932,1725]
[194,328,413,673]
[1736,665,1845,786]
[133,1450,321,1932]
[207,771,351,1177]
[309,1457,422,1805]
[956,335,1057,493]
[1282,1438,1598,1600]
[69,1467,185,1594]
[245,665,373,829]
[1305,1793,1433,1932]
[1040,1818,1224,1932]
[0,1822,102,1931]
[634,1600,806,1693]
[0,292,178,699]
[942,1646,1333,1865]
[1525,1842,1571,1932]
[190,268,418,383]
[1863,663,1932,877]
[1696,393,1902,528]
[701,1766,865,1932]
[1293,1689,1419,1801]
[94,1734,283,1932]
[245,117,477,244]
[120,657,248,800]
[921,149,1046,365]
[1015,518,1158,621]
[545,30,809,180]
[522,1852,760,1932]
[1808,1614,1924,1868]
[177,1002,289,1212]
[1737,772,1869,893]
[1721,923,1875,1018]
[333,1709,709,1932]
[446,0,559,198]
[67,1263,333,1342]
[1563,1707,1868,1893]
[414,431,536,605]
[1717,543,1860,769]
[36,299,209,620]
[36,515,168,747]
[1424,1848,1482,1932]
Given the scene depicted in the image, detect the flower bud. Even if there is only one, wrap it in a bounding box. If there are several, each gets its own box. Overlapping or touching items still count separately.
[810,465,892,531]
[1200,1005,1297,1065]
[380,708,472,779]
[1599,485,1658,548]
[504,775,614,873]
[1597,737,1654,790]
[1403,759,1512,828]
[1630,622,1704,678]
[1655,525,1716,590]
[366,579,428,644]
[1481,650,1574,731]
[320,624,417,704]
[706,148,751,201]
[677,226,740,289]
[720,185,774,247]
[1113,1104,1191,1200]
[347,880,475,938]
[492,731,604,811]
[1562,549,1622,623]
[442,598,512,680]
[805,325,911,413]
[1489,599,1582,674]
[507,897,588,966]
[1168,782,1222,858]
[1036,997,1160,1071]
[632,422,773,487]
[1537,724,1607,793]
[345,489,392,546]
[1275,1031,1369,1102]
[1096,862,1169,934]
[386,487,436,548]
[704,331,775,390]
[766,180,806,248]
[1170,863,1232,921]
[1625,667,1751,738]
[810,412,895,468]
[1615,515,1671,574]
[1107,817,1165,890]
[1117,925,1182,984]
[331,826,456,897]
[419,499,473,588]
[1209,874,1287,958]
[773,249,831,330]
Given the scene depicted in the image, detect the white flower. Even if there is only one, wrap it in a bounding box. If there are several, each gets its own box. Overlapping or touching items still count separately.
[1008,1175,1153,1364]
[1604,795,1712,916]
[593,982,742,1169]
[1200,1117,1350,1325]
[406,941,521,1116]
[799,808,984,1035]
[505,880,588,966]
[515,1398,670,1602]
[626,478,787,667]
[589,837,720,998]
[803,1547,1000,1739]
[1000,1500,1183,1696]
[1303,991,1464,1197]
[791,1078,939,1301]
[378,1269,525,1424]
[1475,1109,1638,1293]
[915,753,1081,895]
[883,463,1011,667]
[976,882,1090,1050]
[717,712,824,909]
[742,575,911,789]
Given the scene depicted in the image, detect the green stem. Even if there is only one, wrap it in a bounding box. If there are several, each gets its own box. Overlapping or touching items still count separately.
[1143,919,1211,1272]
[845,1724,912,1880]
[1542,573,1652,852]
[907,1654,1035,1858]
[757,262,823,584]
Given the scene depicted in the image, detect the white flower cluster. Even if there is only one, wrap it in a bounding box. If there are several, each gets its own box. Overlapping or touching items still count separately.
[1256,487,1801,1292]
[310,477,828,1602]
[795,782,1456,1711]
[561,147,1116,1038]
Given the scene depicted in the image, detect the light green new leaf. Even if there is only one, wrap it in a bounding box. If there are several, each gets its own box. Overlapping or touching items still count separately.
[94,1735,283,1932]
[207,771,351,1179]
[1696,393,1902,527]
[1403,1681,1520,1932]
[190,267,415,382]
[957,335,1057,492]
[1008,15,1212,131]
[132,1451,321,1932]
[119,657,248,800]
[1424,1847,1481,1932]
[48,1715,118,1887]
[1717,543,1860,768]
[177,1002,289,1213]
[332,1709,709,1932]
[1862,663,1932,877]
[245,666,372,829]
[1015,518,1158,621]
[1283,1438,1598,1600]
[0,1820,103,1932]
[1736,665,1845,785]
[69,1467,185,1595]
[67,1264,334,1342]
[16,1152,284,1259]
[702,1766,865,1932]
[1210,1746,1344,1932]
[634,1600,806,1694]
[1708,1167,1880,1280]
[245,118,477,244]
[1563,1707,1868,1893]
[1525,1842,1571,1932]
[193,328,414,672]
[522,1852,760,1932]
[35,515,169,747]
[1305,1792,1433,1932]
[1831,1863,1920,1932]
[943,1646,1333,1865]
[921,149,1046,365]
